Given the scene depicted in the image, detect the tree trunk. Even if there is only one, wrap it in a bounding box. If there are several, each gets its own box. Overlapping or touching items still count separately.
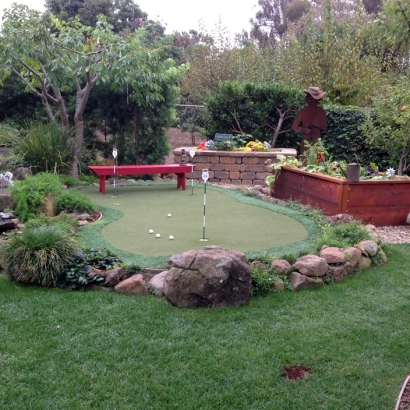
[270,111,285,147]
[71,83,93,179]
[133,105,142,165]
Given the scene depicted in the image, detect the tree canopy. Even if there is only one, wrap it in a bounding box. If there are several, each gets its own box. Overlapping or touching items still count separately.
[0,4,170,177]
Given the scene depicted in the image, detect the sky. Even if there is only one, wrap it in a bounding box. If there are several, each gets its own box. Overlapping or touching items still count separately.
[1,0,259,38]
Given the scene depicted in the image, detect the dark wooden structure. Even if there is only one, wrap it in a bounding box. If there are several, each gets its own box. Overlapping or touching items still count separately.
[274,167,410,226]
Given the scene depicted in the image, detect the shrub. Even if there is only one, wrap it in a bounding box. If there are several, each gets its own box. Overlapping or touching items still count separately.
[55,191,96,214]
[2,226,80,287]
[316,221,371,249]
[25,213,79,235]
[58,175,78,187]
[250,267,276,297]
[10,172,63,222]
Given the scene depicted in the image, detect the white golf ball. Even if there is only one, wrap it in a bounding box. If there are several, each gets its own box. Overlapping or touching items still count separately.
[167,213,172,217]
[169,235,174,240]
[149,229,154,234]
[156,233,161,238]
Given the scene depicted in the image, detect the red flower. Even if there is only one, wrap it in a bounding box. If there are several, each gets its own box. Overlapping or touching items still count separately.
[197,142,206,150]
[316,152,325,163]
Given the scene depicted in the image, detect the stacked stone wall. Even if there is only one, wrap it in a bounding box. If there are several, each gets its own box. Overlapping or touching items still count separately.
[173,148,297,186]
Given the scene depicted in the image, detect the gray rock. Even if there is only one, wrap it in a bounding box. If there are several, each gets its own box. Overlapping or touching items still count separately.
[356,255,372,271]
[271,259,292,274]
[104,267,125,287]
[289,272,324,291]
[164,245,251,308]
[149,271,168,297]
[343,247,362,268]
[292,254,328,277]
[356,240,378,256]
[320,247,346,264]
[327,262,353,282]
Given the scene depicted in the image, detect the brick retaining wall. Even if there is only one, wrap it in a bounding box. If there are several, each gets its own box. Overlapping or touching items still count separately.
[173,147,297,186]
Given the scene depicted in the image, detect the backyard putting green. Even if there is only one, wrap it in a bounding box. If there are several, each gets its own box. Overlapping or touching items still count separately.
[79,182,309,259]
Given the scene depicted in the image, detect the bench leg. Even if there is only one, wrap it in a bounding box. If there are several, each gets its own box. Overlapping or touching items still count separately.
[176,173,186,190]
[99,176,106,194]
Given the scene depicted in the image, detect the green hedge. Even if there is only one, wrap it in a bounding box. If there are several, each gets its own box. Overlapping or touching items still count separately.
[321,105,390,170]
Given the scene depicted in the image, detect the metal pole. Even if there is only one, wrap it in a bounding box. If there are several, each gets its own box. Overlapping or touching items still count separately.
[191,164,194,195]
[202,182,206,240]
[112,146,118,197]
[200,169,209,241]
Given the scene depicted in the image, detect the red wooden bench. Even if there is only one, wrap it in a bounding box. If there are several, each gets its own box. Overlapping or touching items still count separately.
[88,164,195,194]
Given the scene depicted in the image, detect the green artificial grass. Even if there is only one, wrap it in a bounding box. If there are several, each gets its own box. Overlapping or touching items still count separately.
[1,243,410,409]
[77,182,318,267]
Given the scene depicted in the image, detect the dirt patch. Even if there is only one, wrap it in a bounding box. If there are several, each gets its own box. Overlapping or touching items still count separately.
[281,365,311,381]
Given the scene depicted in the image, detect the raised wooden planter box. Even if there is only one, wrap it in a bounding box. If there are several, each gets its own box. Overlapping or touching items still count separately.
[274,167,410,226]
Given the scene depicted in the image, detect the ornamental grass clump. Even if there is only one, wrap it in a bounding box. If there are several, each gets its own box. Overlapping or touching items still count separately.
[2,226,80,287]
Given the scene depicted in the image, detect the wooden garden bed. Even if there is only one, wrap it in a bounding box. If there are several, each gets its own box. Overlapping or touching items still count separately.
[274,167,410,226]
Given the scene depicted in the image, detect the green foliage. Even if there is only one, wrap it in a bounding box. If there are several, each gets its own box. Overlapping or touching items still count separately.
[320,105,390,171]
[250,266,277,297]
[205,81,304,147]
[272,0,384,106]
[10,173,63,222]
[123,263,142,276]
[180,35,276,105]
[59,247,123,290]
[2,226,80,287]
[58,174,79,187]
[55,191,96,214]
[19,120,73,174]
[360,77,410,175]
[25,213,79,235]
[61,262,105,290]
[316,221,371,249]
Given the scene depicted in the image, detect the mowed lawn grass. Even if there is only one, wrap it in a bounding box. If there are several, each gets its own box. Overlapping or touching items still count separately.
[1,244,410,409]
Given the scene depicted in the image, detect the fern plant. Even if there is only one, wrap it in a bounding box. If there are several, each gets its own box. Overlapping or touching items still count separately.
[10,173,63,222]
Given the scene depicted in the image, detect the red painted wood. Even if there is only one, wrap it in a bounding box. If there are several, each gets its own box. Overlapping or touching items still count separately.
[274,167,410,226]
[88,164,195,194]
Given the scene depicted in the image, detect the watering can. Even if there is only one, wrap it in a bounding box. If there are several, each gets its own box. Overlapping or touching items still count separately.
[346,155,360,181]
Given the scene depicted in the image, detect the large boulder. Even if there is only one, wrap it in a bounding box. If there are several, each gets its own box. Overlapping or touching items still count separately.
[163,246,251,308]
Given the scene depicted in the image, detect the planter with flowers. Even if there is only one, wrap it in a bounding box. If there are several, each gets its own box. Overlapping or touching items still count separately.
[269,140,410,226]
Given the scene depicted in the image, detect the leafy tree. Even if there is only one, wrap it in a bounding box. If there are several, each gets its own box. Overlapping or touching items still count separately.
[360,77,410,175]
[86,59,188,165]
[205,81,304,147]
[0,5,167,178]
[363,0,410,71]
[180,25,276,105]
[45,0,148,33]
[271,0,384,106]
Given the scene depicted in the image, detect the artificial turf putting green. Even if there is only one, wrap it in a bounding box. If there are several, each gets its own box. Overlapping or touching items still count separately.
[79,182,309,257]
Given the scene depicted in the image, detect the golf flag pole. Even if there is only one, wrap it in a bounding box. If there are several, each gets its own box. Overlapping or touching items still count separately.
[200,169,209,241]
[112,146,118,197]
[189,149,195,196]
